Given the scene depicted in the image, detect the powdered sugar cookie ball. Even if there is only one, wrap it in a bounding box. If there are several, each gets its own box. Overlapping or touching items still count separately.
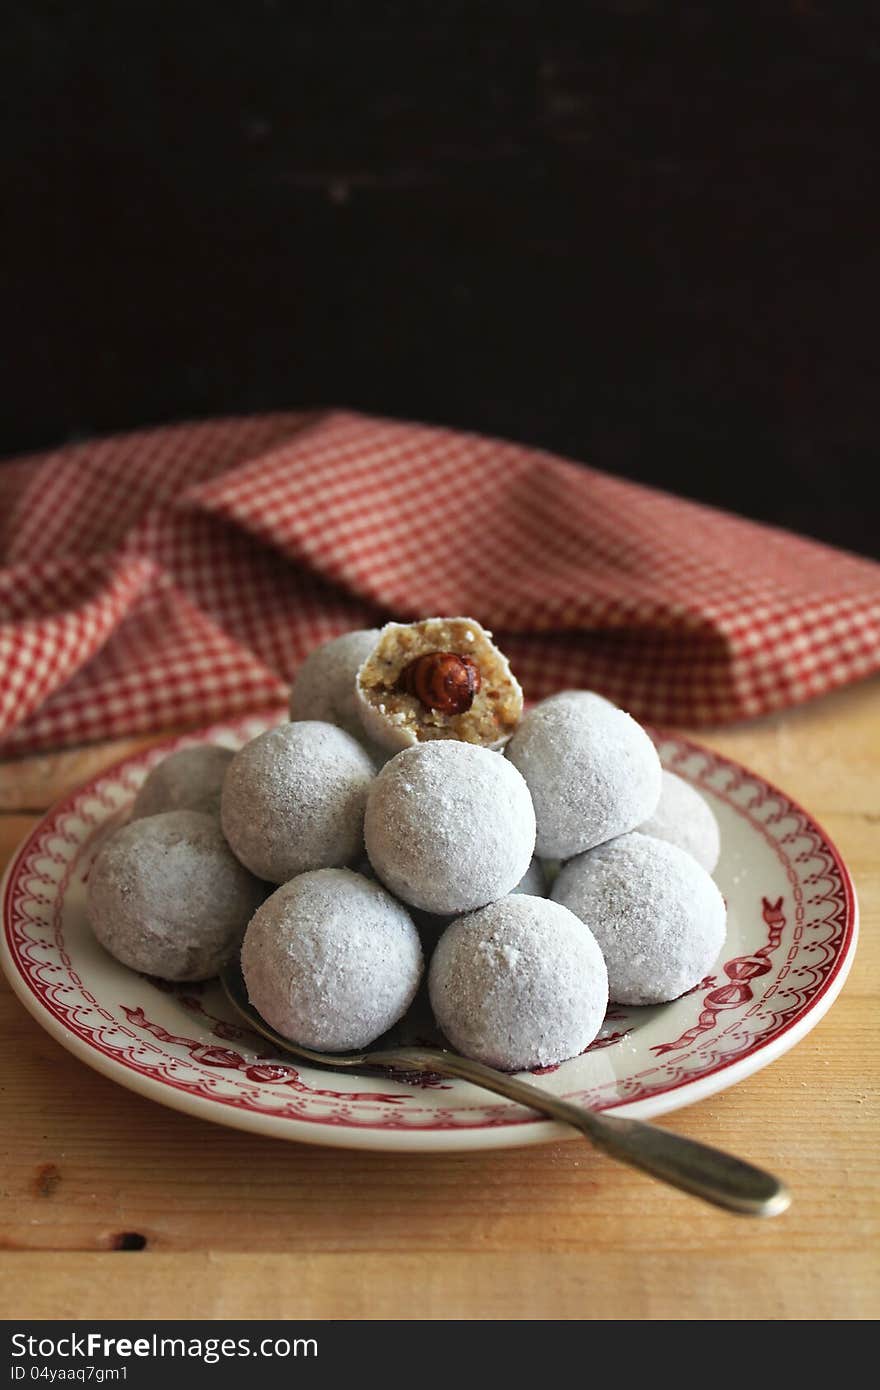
[638,769,721,874]
[428,895,608,1070]
[131,744,234,821]
[552,687,618,712]
[552,831,726,1005]
[241,868,423,1051]
[221,721,376,883]
[88,810,264,981]
[506,691,662,859]
[356,617,523,752]
[364,742,536,915]
[289,628,381,741]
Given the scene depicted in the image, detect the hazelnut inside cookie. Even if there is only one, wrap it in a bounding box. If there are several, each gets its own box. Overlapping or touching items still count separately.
[355,617,523,751]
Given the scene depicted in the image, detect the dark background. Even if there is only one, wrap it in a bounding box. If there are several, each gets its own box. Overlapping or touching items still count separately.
[2,2,876,557]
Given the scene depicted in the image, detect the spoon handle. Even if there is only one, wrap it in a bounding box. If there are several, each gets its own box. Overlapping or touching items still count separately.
[387,1048,790,1218]
[219,965,788,1217]
[561,1109,790,1216]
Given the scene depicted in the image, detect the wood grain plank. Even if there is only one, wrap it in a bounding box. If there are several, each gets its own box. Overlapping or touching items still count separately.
[689,676,880,818]
[1,1251,875,1321]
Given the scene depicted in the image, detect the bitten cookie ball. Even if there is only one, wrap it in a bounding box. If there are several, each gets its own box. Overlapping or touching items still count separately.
[221,721,376,883]
[364,741,536,915]
[428,895,608,1070]
[241,868,423,1051]
[289,629,381,741]
[552,831,726,1005]
[505,691,662,859]
[131,744,234,821]
[356,617,523,752]
[87,810,264,981]
[638,769,721,874]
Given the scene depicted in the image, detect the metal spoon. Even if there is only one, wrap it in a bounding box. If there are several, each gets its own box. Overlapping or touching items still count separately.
[220,960,790,1217]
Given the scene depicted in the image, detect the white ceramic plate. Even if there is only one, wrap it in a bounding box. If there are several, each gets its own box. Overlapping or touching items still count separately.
[1,712,858,1151]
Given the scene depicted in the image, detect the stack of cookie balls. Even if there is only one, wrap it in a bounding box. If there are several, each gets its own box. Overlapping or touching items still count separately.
[87,617,726,1071]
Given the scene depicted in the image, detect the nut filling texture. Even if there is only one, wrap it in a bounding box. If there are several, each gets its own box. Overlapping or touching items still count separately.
[356,617,523,752]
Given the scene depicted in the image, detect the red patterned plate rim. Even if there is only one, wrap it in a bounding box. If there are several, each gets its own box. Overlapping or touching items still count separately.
[0,710,860,1152]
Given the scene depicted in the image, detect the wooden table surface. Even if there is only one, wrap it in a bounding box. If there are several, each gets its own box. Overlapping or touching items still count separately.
[1,679,877,1321]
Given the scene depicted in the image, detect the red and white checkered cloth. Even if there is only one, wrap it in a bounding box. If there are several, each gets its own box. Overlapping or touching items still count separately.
[1,410,878,755]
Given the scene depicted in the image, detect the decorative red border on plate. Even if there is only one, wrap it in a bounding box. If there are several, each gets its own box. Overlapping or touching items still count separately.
[2,713,858,1132]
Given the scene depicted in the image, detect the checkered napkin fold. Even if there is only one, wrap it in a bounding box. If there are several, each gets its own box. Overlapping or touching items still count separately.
[1,410,878,755]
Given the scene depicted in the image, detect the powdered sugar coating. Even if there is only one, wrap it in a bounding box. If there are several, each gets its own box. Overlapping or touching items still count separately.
[428,895,608,1070]
[342,853,544,954]
[514,857,548,896]
[221,721,376,883]
[289,629,381,741]
[505,691,662,858]
[131,744,234,821]
[552,831,726,1005]
[88,810,264,981]
[638,769,721,874]
[364,742,536,914]
[241,868,423,1051]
